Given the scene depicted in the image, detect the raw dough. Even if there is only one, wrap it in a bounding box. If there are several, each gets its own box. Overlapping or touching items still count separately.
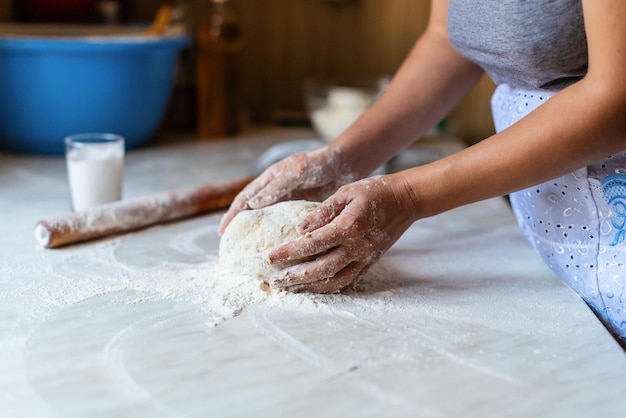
[219,200,319,281]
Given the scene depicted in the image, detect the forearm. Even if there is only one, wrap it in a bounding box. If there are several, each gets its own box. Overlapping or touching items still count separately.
[328,5,484,178]
[396,0,626,220]
[401,76,626,220]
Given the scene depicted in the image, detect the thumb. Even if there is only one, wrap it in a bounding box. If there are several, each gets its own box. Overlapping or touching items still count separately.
[297,197,346,233]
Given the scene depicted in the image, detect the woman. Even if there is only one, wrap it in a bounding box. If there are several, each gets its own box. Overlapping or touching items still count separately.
[219,0,626,346]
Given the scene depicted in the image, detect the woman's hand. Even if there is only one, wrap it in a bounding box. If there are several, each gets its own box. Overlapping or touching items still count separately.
[218,145,358,235]
[267,173,420,293]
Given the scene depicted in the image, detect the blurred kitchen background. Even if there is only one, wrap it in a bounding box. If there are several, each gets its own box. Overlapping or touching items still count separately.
[0,0,496,146]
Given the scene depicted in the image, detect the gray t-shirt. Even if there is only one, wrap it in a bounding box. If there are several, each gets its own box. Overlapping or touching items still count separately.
[447,0,588,90]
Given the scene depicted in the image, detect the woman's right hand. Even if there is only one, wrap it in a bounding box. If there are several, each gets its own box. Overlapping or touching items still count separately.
[218,144,358,235]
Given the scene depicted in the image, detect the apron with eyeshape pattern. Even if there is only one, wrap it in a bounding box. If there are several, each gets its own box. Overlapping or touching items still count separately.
[491,84,626,344]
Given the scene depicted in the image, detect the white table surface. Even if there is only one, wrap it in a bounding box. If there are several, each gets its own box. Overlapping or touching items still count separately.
[1,127,625,418]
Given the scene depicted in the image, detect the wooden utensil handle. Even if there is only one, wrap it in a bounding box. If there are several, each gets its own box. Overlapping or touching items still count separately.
[35,176,254,249]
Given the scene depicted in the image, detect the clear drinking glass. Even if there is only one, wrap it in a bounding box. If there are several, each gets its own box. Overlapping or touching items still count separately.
[65,133,125,211]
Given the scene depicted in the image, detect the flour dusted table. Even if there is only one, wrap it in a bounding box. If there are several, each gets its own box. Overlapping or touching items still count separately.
[1,127,624,418]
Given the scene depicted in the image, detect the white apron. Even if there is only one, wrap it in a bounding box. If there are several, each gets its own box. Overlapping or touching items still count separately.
[491,84,626,345]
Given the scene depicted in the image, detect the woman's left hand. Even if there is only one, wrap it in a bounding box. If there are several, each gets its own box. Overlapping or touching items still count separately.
[268,173,420,293]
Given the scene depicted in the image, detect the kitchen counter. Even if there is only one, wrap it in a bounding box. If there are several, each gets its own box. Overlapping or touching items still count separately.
[1,127,625,418]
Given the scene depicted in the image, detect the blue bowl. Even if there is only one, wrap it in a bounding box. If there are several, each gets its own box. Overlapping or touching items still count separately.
[0,24,190,155]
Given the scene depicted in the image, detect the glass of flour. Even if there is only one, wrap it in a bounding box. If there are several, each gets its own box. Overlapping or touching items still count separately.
[65,133,124,211]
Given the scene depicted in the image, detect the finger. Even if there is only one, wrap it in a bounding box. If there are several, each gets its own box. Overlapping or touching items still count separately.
[217,172,275,234]
[297,196,346,234]
[218,165,295,234]
[243,170,281,208]
[268,224,339,264]
[218,193,251,235]
[287,262,365,294]
[247,169,301,209]
[270,247,352,287]
[290,183,336,203]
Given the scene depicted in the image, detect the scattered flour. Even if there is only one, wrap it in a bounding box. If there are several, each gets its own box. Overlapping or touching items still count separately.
[21,213,403,331]
[198,260,338,322]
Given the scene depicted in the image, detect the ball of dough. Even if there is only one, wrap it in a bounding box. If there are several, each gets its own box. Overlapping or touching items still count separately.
[219,200,319,281]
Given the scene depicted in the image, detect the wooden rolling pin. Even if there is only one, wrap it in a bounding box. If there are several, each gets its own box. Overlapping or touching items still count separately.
[35,176,254,249]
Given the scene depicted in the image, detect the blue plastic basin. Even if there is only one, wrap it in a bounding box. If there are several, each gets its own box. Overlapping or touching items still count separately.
[0,25,190,155]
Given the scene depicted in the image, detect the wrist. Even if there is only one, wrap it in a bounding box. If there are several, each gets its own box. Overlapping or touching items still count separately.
[388,171,424,223]
[321,141,360,185]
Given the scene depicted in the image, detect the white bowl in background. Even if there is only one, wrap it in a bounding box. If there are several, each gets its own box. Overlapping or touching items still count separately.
[304,77,389,141]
